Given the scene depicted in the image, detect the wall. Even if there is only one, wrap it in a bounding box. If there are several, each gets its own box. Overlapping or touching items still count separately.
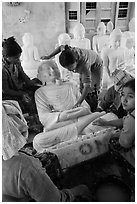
[2,2,66,56]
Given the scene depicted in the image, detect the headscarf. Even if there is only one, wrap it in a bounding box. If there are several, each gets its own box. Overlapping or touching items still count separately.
[2,100,28,160]
[2,36,22,57]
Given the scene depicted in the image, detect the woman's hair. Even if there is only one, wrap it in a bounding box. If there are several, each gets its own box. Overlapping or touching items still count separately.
[123,78,135,93]
[59,45,76,67]
[2,36,22,57]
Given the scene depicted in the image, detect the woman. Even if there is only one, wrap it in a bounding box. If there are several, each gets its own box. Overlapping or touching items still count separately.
[2,36,40,115]
[41,44,103,111]
[2,102,91,202]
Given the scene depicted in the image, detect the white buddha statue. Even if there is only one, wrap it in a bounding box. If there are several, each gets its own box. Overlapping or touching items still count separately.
[106,21,114,35]
[101,28,126,88]
[21,32,42,79]
[121,17,135,49]
[70,23,91,49]
[33,61,116,153]
[55,33,73,82]
[92,22,108,56]
[124,37,135,76]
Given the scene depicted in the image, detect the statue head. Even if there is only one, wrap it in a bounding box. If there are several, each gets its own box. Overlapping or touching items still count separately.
[72,23,85,39]
[106,21,114,34]
[97,22,106,35]
[58,33,71,46]
[126,37,134,49]
[22,32,33,47]
[109,28,122,48]
[37,60,60,85]
[129,18,135,32]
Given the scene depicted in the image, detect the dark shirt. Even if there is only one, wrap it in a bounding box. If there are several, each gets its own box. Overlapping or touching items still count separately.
[2,58,34,99]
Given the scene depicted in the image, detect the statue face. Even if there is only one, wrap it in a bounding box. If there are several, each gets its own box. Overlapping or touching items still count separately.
[38,64,55,84]
[111,35,121,48]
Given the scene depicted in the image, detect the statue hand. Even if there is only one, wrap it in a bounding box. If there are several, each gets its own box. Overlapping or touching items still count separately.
[72,103,81,109]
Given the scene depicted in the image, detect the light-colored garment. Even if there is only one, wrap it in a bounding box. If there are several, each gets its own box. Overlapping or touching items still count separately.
[2,100,28,160]
[34,83,91,152]
[35,82,90,129]
[119,110,135,167]
[34,83,116,153]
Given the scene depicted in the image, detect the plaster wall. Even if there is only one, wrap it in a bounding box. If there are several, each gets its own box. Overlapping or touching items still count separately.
[2,2,66,56]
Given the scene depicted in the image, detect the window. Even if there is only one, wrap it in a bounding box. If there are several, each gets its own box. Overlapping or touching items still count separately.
[86,2,96,15]
[119,2,128,8]
[86,2,96,9]
[68,10,77,21]
[118,2,128,18]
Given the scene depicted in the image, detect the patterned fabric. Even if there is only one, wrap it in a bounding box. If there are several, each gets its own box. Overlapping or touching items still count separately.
[112,68,134,91]
[2,100,28,160]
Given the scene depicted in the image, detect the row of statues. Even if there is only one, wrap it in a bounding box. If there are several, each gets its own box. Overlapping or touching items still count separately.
[20,18,135,89]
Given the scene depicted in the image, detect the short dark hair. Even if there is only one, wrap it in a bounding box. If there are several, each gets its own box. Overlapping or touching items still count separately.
[2,36,22,57]
[123,78,135,93]
[59,45,76,67]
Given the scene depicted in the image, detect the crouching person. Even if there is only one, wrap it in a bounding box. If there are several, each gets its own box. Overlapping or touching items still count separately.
[2,105,91,202]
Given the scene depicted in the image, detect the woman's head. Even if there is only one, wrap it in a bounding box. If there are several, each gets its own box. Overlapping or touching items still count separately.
[2,37,22,63]
[121,79,135,112]
[59,45,77,72]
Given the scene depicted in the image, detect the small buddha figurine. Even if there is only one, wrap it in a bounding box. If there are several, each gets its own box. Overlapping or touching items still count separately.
[106,21,114,35]
[92,22,108,56]
[21,32,42,79]
[121,17,135,49]
[70,23,91,49]
[124,37,135,76]
[101,28,126,88]
[55,33,73,82]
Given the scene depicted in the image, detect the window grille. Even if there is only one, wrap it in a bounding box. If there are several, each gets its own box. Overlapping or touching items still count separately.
[68,10,77,20]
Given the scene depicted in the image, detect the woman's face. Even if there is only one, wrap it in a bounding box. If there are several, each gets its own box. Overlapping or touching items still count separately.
[65,62,77,72]
[121,87,135,112]
[6,53,21,64]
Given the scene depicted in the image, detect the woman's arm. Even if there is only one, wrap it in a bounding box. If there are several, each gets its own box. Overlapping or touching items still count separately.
[73,83,90,108]
[41,45,64,60]
[93,118,123,129]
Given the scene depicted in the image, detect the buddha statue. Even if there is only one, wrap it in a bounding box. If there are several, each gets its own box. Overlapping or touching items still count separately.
[55,33,73,82]
[70,23,91,49]
[21,32,42,79]
[92,22,108,56]
[101,28,126,88]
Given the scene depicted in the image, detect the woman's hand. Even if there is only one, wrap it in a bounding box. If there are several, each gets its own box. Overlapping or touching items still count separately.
[92,118,108,126]
[22,93,31,103]
[40,56,50,60]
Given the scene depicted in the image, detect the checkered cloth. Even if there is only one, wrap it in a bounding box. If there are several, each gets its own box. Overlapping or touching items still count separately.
[112,69,134,91]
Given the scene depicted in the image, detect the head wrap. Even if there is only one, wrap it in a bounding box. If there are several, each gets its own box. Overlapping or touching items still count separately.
[2,36,22,57]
